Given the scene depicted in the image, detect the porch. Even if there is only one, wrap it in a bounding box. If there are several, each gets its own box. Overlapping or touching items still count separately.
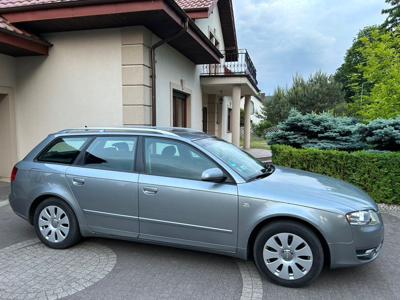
[200,49,259,149]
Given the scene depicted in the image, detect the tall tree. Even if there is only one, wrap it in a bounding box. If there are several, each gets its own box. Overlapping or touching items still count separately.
[263,72,345,126]
[262,87,290,126]
[382,0,400,31]
[334,26,378,102]
[352,28,400,120]
[287,72,345,114]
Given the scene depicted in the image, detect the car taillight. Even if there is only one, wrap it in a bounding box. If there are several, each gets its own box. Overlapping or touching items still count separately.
[10,166,18,182]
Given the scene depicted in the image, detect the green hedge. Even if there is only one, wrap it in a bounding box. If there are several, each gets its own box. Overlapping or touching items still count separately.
[271,145,400,204]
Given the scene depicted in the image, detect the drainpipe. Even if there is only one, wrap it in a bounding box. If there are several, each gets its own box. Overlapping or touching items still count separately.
[150,18,189,126]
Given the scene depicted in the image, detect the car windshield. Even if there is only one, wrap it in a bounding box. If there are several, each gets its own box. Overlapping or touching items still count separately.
[195,138,270,181]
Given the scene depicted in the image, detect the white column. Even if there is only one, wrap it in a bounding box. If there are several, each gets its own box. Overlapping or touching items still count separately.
[232,85,241,147]
[220,97,228,141]
[244,95,251,149]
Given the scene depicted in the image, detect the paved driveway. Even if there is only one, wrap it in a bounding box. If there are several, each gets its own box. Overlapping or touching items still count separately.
[0,181,10,201]
[0,201,398,300]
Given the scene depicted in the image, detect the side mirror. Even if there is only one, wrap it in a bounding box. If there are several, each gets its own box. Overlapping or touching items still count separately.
[201,168,227,183]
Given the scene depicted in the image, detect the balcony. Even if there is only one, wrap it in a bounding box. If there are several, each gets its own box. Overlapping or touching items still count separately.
[200,49,258,89]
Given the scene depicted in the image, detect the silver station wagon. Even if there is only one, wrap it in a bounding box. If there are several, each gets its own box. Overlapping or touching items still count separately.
[9,127,384,287]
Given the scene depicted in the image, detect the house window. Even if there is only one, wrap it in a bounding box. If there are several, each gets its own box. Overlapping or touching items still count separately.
[173,90,187,128]
[227,108,232,132]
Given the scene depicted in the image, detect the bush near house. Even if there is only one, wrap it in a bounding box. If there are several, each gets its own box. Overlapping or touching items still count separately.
[271,145,400,204]
[253,119,272,137]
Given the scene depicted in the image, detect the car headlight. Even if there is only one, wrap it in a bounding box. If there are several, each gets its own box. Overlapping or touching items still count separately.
[346,210,380,226]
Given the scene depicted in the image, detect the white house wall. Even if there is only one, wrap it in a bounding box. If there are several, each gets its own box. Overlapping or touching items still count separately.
[0,54,16,87]
[15,28,123,158]
[154,39,203,130]
[195,5,226,54]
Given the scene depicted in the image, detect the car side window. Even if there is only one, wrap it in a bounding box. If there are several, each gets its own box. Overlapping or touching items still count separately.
[37,137,89,164]
[83,136,137,172]
[144,138,218,180]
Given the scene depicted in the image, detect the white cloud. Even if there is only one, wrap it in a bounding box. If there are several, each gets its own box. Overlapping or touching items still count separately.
[233,0,387,93]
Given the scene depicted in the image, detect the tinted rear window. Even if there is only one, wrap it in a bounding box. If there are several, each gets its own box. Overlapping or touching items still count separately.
[37,137,88,164]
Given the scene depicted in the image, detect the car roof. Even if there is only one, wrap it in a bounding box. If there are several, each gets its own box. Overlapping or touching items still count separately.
[54,127,213,141]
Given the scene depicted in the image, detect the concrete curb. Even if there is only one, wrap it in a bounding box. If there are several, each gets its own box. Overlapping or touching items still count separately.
[0,200,9,208]
[237,261,263,300]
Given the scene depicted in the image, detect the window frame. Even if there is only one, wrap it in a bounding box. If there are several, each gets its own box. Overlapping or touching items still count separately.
[142,136,236,184]
[35,135,93,166]
[74,134,140,173]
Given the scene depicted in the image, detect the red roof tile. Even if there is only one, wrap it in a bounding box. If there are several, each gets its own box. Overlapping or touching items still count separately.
[0,0,217,10]
[0,15,31,36]
[175,0,216,10]
[0,15,49,44]
[0,0,79,9]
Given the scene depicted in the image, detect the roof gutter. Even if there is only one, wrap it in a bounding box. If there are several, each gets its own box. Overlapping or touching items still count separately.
[150,17,189,126]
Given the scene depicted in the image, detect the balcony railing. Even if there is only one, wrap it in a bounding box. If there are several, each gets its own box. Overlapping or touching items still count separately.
[201,49,258,87]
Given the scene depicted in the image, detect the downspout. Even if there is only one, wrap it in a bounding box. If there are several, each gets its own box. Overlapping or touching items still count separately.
[150,18,189,126]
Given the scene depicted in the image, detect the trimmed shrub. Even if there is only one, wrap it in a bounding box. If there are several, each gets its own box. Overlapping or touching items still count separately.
[271,145,400,204]
[267,109,366,151]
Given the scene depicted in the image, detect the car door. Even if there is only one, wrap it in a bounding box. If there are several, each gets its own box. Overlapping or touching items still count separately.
[66,135,139,238]
[138,137,238,253]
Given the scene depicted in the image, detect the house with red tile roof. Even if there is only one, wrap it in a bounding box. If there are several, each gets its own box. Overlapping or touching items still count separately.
[0,0,259,178]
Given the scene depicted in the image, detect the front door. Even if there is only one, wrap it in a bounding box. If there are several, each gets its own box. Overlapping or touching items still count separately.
[173,91,187,128]
[66,136,139,238]
[0,92,16,178]
[138,137,238,253]
[202,107,208,133]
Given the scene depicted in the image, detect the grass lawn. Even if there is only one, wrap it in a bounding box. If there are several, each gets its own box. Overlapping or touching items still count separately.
[241,136,270,150]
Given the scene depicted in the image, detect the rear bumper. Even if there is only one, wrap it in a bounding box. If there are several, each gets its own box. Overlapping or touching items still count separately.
[9,190,29,221]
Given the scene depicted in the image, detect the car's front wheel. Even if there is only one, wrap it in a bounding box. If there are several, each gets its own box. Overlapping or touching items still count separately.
[253,221,324,287]
[33,198,81,249]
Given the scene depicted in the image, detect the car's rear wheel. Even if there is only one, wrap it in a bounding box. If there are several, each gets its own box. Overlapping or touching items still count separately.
[253,221,324,287]
[33,198,81,249]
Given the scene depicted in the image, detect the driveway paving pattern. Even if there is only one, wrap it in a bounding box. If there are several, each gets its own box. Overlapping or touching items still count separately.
[0,202,398,300]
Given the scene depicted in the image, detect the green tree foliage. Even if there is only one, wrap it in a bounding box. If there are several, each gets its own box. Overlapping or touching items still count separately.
[334,26,378,103]
[267,110,365,151]
[253,119,272,137]
[352,28,400,120]
[382,0,400,31]
[261,87,290,125]
[268,110,400,151]
[263,72,345,125]
[359,117,400,151]
[272,145,400,204]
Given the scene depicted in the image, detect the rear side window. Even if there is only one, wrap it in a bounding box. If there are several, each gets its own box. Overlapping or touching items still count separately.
[37,137,89,164]
[83,136,137,172]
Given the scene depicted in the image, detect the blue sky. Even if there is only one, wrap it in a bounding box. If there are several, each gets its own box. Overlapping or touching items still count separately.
[233,0,388,94]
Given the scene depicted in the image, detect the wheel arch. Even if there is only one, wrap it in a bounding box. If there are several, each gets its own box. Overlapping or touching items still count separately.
[29,193,75,225]
[246,215,331,267]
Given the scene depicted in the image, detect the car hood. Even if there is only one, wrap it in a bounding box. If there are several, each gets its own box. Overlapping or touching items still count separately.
[241,166,378,214]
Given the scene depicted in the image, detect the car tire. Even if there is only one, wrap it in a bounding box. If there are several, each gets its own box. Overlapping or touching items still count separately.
[253,221,324,288]
[34,197,81,249]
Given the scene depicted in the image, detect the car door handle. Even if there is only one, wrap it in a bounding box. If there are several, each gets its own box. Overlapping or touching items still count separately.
[143,187,158,195]
[72,177,85,186]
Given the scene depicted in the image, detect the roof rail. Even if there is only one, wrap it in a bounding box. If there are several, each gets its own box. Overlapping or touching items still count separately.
[58,127,178,136]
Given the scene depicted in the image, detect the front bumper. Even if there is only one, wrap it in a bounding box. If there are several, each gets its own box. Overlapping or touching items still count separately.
[330,216,384,268]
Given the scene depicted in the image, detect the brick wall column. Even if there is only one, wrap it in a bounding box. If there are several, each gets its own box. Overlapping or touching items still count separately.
[121,26,152,126]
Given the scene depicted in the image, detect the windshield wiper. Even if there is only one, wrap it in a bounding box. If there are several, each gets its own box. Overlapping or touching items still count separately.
[248,164,275,182]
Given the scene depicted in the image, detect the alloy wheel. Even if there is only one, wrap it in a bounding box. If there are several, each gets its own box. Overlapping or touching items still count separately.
[38,205,70,243]
[263,232,313,280]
